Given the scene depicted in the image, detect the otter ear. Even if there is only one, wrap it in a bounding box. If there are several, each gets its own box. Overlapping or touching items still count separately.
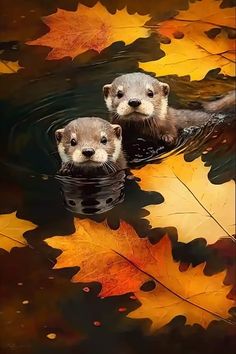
[55,128,64,143]
[112,124,122,139]
[160,83,170,96]
[103,84,112,98]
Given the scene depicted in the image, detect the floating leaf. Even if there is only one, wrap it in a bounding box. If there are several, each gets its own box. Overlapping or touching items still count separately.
[140,0,235,80]
[175,0,234,28]
[26,3,150,60]
[45,220,150,297]
[133,155,235,244]
[0,60,22,74]
[0,212,36,251]
[45,223,233,329]
[128,236,233,330]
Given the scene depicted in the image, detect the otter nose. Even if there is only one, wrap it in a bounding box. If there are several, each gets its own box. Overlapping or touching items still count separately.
[128,99,141,108]
[82,148,95,158]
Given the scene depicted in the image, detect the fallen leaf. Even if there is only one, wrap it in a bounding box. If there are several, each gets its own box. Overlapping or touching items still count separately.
[45,220,150,297]
[45,224,233,329]
[0,60,22,74]
[0,212,36,251]
[26,3,150,60]
[133,154,235,244]
[128,236,233,330]
[140,0,235,80]
[175,0,234,28]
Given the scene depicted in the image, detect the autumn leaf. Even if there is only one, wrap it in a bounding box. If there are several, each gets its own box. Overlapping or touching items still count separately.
[128,236,233,330]
[45,220,150,297]
[0,212,36,251]
[0,60,22,74]
[140,0,235,80]
[133,155,235,244]
[45,222,233,329]
[26,3,150,60]
[175,0,234,28]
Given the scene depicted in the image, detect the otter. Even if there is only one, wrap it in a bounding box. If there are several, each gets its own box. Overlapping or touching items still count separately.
[103,72,235,145]
[55,117,127,176]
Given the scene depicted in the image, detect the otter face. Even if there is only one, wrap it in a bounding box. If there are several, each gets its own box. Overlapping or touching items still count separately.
[103,73,169,122]
[55,117,122,168]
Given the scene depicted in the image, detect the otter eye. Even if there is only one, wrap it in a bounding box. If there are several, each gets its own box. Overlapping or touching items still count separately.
[101,136,108,144]
[117,90,124,99]
[147,90,154,98]
[70,138,77,146]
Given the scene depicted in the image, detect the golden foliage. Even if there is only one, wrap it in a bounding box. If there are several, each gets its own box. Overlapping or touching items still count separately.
[128,236,233,330]
[133,155,235,244]
[140,0,235,80]
[26,3,150,60]
[45,223,233,330]
[0,212,36,251]
[0,60,22,74]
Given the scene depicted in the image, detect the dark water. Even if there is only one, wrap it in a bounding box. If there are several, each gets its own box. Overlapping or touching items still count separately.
[0,0,236,353]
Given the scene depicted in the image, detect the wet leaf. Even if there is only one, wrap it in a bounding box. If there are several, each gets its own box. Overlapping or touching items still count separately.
[0,212,36,251]
[45,220,150,297]
[133,155,235,244]
[140,0,235,80]
[0,60,22,74]
[174,0,234,28]
[45,225,233,329]
[128,236,233,330]
[26,3,150,60]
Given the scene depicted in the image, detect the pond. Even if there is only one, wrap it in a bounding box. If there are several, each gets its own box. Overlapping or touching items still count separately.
[0,0,235,353]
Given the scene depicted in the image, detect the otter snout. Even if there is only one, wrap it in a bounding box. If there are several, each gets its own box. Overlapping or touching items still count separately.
[82,148,95,158]
[128,99,141,108]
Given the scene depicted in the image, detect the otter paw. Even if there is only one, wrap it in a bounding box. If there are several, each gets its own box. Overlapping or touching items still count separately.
[59,165,73,175]
[161,134,176,145]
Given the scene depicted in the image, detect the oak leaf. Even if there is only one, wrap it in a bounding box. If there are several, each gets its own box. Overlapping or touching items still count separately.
[26,3,150,60]
[139,0,235,80]
[133,155,235,244]
[128,235,233,330]
[0,60,22,74]
[45,223,233,329]
[0,212,36,251]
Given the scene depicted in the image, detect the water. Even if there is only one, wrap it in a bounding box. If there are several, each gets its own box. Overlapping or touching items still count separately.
[0,0,235,353]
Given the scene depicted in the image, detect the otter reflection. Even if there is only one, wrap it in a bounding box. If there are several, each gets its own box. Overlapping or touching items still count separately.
[55,170,126,215]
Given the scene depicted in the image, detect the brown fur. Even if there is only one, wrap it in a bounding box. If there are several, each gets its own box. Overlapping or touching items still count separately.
[104,73,235,145]
[55,117,126,176]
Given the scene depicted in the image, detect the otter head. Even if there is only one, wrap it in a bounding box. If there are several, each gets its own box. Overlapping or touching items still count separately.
[55,117,122,171]
[103,73,169,124]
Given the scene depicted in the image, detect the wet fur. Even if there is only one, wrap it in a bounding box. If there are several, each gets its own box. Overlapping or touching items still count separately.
[104,73,235,145]
[55,117,126,176]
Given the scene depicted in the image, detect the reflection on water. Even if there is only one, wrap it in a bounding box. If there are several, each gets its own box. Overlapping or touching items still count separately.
[0,0,235,352]
[56,170,126,215]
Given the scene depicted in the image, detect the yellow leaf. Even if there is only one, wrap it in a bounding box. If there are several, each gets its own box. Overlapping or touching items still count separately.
[26,3,150,60]
[0,212,36,251]
[0,60,22,74]
[139,0,235,80]
[129,259,232,330]
[133,155,235,244]
[45,224,233,329]
[175,0,235,28]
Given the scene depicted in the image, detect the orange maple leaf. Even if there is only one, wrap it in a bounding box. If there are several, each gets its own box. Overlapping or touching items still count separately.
[45,219,234,329]
[26,3,150,60]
